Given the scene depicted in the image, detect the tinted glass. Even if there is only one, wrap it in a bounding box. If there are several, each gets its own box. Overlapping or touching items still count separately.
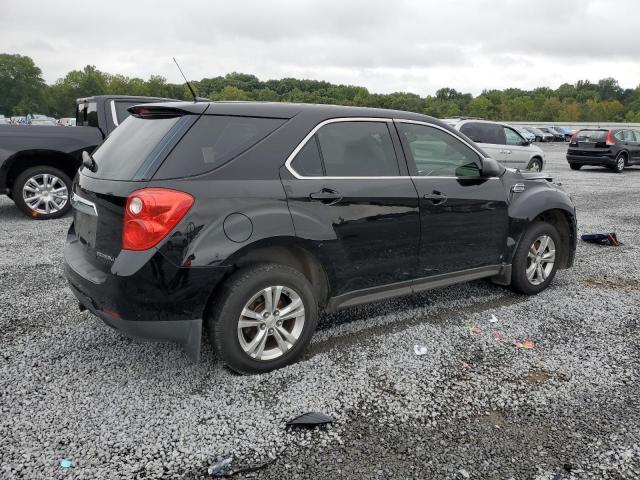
[633,130,640,142]
[291,136,324,176]
[504,127,525,146]
[316,122,399,176]
[460,122,506,145]
[398,123,481,177]
[576,130,607,141]
[155,115,285,179]
[114,101,141,124]
[86,115,182,180]
[76,102,98,127]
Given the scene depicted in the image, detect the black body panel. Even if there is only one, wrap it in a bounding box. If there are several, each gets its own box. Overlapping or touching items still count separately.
[63,101,577,361]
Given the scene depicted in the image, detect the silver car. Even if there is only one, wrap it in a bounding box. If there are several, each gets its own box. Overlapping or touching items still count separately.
[444,119,545,171]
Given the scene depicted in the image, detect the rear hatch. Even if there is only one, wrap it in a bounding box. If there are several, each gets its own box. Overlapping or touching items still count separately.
[70,105,204,274]
[568,129,612,156]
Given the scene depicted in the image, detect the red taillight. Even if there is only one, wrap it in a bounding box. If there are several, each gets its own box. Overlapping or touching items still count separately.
[122,188,194,251]
[569,133,577,144]
[605,130,615,146]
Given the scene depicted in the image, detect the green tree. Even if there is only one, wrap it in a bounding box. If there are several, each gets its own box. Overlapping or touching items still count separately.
[0,53,47,115]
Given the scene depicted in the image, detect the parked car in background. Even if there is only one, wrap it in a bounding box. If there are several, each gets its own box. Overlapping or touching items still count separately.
[445,119,545,171]
[10,116,27,125]
[553,126,574,141]
[65,101,576,373]
[567,128,640,172]
[522,126,554,142]
[514,126,536,143]
[57,118,77,127]
[0,115,8,125]
[0,95,174,219]
[538,127,564,142]
[30,117,58,126]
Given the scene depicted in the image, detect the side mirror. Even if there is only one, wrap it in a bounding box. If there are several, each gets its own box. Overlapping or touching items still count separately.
[521,140,530,147]
[481,157,504,177]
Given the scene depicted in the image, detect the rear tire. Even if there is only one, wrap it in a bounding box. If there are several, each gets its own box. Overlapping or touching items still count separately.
[13,166,72,220]
[208,263,318,374]
[569,163,582,170]
[509,221,560,295]
[612,154,626,173]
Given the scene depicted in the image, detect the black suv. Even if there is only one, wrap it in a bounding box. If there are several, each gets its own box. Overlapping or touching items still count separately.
[567,128,640,172]
[64,102,576,374]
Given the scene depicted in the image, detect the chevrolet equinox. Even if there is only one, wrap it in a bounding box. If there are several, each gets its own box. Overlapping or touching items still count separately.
[64,102,576,374]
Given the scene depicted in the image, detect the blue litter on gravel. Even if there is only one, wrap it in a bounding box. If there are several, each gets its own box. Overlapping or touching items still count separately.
[60,459,72,469]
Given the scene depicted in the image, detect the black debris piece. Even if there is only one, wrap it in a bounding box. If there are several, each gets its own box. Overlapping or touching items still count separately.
[286,412,334,428]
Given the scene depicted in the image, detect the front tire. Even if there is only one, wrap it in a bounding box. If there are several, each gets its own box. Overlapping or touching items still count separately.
[208,263,318,374]
[510,222,560,295]
[569,163,582,170]
[13,166,72,219]
[527,158,543,172]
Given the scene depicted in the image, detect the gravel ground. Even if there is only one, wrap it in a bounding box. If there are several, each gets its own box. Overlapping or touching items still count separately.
[1,144,639,479]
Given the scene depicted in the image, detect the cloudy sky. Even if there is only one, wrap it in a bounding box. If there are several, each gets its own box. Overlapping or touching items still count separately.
[2,0,639,96]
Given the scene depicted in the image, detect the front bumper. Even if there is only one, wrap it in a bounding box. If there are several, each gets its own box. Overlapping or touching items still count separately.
[64,230,230,361]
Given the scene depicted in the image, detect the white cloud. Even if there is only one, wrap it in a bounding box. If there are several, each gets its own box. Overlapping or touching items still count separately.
[1,0,639,95]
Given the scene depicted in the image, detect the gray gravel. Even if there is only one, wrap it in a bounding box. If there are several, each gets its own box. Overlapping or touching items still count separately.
[1,144,639,479]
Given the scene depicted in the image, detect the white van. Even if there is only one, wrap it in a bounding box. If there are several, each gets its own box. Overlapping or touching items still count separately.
[444,119,545,171]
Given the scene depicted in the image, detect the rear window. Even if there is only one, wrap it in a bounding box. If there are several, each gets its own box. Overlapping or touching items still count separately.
[460,122,506,145]
[576,130,607,141]
[85,115,183,180]
[153,115,285,179]
[76,102,98,127]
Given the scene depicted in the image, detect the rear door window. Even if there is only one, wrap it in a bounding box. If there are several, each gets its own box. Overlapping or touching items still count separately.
[86,115,184,180]
[460,122,506,145]
[315,121,399,177]
[154,115,285,179]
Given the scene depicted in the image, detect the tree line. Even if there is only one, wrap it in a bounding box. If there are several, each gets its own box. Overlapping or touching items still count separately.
[2,53,640,122]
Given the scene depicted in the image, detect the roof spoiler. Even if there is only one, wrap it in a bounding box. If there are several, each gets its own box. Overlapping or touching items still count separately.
[127,105,191,119]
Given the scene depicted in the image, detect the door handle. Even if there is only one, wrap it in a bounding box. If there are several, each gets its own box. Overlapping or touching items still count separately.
[500,149,512,154]
[423,191,447,205]
[309,188,342,204]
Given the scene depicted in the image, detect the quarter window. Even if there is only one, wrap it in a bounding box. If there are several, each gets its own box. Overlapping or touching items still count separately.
[398,123,481,177]
[315,122,399,177]
[291,136,324,176]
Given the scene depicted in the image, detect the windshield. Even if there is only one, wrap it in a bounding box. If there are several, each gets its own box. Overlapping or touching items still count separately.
[84,115,184,180]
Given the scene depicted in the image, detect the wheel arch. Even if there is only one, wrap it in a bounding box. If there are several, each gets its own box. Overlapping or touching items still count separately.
[3,149,81,193]
[202,237,332,323]
[508,189,576,270]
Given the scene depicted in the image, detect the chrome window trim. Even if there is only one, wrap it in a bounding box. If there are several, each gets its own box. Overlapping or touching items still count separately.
[284,117,402,180]
[284,116,490,180]
[393,118,487,159]
[110,100,119,126]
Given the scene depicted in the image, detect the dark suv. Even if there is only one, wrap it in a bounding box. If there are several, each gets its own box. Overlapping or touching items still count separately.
[64,102,576,374]
[567,128,640,172]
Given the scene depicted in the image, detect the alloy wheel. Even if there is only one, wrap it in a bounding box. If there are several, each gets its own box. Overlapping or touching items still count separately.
[237,286,306,361]
[526,235,556,286]
[529,160,542,172]
[21,173,68,214]
[617,157,625,172]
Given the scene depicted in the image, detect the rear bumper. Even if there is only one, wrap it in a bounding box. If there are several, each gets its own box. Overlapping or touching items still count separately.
[566,153,615,166]
[64,225,230,361]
